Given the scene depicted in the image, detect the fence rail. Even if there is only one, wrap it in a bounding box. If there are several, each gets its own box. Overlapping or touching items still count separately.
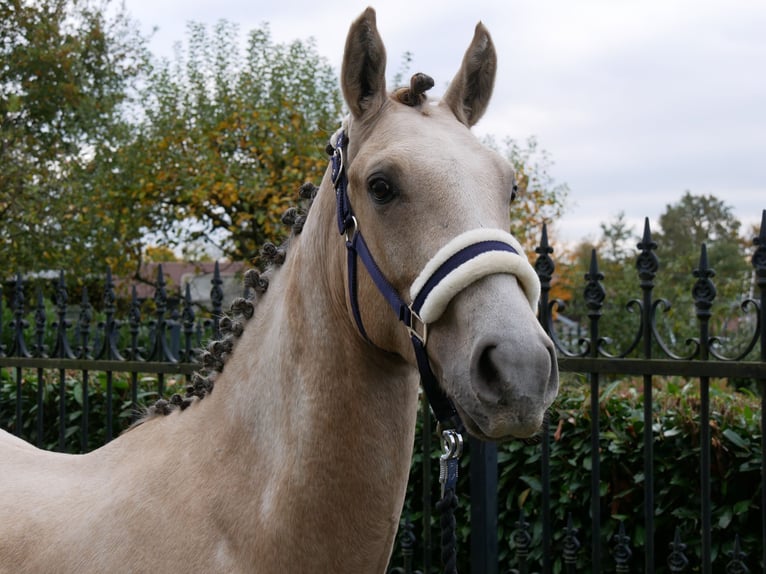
[2,212,765,573]
[0,263,225,450]
[520,213,766,574]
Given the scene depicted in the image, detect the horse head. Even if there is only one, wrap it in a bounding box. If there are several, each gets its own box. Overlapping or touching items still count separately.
[332,7,559,440]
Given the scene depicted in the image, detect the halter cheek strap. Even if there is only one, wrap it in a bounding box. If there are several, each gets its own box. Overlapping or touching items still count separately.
[330,127,540,425]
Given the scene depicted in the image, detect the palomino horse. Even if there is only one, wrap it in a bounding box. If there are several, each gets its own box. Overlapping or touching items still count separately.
[0,7,558,573]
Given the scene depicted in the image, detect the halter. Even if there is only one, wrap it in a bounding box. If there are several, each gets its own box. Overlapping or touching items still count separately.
[329,122,541,426]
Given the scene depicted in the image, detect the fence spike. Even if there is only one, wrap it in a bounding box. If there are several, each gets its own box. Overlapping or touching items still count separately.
[562,513,581,566]
[210,261,224,340]
[52,271,74,359]
[667,527,689,572]
[128,285,143,361]
[692,243,717,323]
[636,217,659,288]
[77,287,92,359]
[511,508,532,566]
[725,534,749,574]
[181,283,196,363]
[10,274,30,358]
[612,521,632,573]
[33,287,47,358]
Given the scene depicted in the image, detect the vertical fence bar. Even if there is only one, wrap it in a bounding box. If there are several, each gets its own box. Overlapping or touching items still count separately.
[534,224,555,574]
[78,288,92,452]
[128,285,142,421]
[637,218,659,573]
[182,283,196,364]
[512,509,531,573]
[100,267,121,442]
[584,250,605,572]
[34,288,47,448]
[421,396,433,574]
[53,271,75,452]
[541,415,552,574]
[562,514,581,573]
[11,274,30,437]
[210,261,224,340]
[0,283,4,359]
[693,244,715,573]
[753,212,766,572]
[150,265,173,398]
[35,367,43,446]
[15,366,23,437]
[469,437,498,574]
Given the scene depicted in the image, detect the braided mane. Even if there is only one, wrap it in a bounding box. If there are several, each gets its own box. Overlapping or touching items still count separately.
[138,181,319,423]
[140,72,434,424]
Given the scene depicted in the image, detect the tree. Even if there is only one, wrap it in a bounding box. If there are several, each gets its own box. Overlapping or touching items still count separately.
[552,193,753,358]
[599,211,635,263]
[120,21,343,264]
[655,191,745,284]
[0,0,150,276]
[484,136,569,253]
[652,191,752,354]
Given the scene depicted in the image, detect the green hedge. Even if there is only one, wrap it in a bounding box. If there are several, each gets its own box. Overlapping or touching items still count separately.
[2,368,762,572]
[397,375,763,573]
[0,368,167,451]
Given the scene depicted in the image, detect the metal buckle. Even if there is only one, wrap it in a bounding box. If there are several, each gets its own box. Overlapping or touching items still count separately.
[331,143,345,186]
[439,429,464,496]
[344,215,358,244]
[407,307,428,346]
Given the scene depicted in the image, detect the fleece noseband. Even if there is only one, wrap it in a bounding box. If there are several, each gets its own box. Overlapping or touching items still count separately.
[329,125,540,425]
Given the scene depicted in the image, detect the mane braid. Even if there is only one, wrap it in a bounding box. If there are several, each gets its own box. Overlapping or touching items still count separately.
[134,181,320,427]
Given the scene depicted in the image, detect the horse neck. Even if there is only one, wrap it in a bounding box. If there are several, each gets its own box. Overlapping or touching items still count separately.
[205,176,421,566]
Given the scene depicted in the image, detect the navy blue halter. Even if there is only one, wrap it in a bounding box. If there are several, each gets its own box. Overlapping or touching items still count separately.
[330,129,521,426]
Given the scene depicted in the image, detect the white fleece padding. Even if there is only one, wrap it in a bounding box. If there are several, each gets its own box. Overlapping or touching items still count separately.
[409,229,540,324]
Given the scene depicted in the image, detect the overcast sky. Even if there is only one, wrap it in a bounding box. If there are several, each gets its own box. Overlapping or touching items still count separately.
[123,0,766,248]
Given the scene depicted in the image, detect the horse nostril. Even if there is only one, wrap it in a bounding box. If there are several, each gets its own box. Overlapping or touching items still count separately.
[473,344,505,404]
[477,345,498,384]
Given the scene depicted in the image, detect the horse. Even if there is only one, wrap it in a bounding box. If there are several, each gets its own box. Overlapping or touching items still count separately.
[0,7,558,573]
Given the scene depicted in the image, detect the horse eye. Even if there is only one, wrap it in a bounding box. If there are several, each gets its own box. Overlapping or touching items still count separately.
[368,177,396,204]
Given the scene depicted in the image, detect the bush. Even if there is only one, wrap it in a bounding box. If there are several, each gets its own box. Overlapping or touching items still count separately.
[0,368,180,452]
[395,375,762,573]
[2,364,761,572]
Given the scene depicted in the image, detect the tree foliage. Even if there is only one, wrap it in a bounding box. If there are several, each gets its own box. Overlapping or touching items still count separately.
[0,0,150,275]
[1,4,569,279]
[123,21,343,263]
[553,193,754,359]
[485,136,569,253]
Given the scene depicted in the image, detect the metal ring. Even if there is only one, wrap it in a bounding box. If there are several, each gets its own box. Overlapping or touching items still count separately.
[440,429,464,460]
[344,215,358,243]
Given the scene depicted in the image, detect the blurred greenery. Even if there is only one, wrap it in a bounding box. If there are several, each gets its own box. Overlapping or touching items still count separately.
[394,374,762,573]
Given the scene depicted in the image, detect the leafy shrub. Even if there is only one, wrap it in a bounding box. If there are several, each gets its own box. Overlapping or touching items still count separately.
[396,375,762,573]
[2,364,761,572]
[0,368,185,452]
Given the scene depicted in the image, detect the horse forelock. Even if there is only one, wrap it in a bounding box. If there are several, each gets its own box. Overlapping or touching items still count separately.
[392,72,435,107]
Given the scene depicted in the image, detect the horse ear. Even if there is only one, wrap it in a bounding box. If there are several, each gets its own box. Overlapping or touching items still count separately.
[442,22,497,127]
[341,7,387,119]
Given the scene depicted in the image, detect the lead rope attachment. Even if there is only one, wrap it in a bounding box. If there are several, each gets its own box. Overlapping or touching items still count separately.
[436,428,463,574]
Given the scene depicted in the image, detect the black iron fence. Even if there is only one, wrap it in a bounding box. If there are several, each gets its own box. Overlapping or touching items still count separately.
[516,211,764,574]
[0,263,226,451]
[2,212,765,573]
[388,211,766,573]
